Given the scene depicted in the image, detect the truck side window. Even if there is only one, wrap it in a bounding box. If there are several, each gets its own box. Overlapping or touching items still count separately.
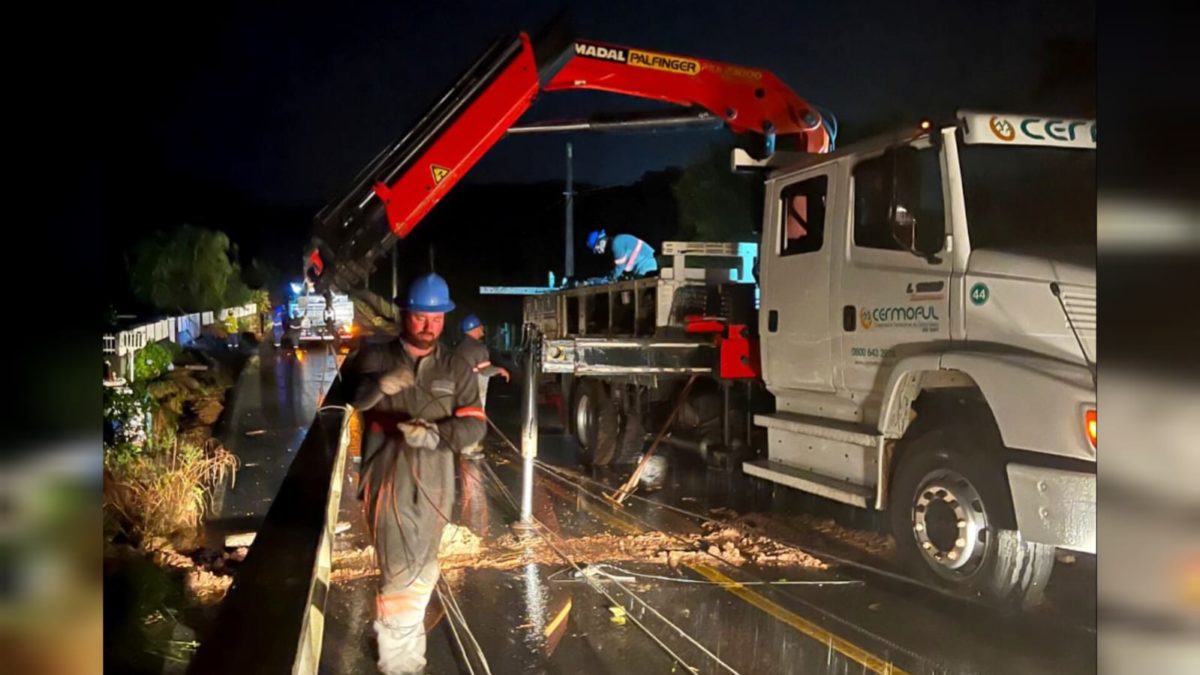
[853,148,944,252]
[780,176,827,256]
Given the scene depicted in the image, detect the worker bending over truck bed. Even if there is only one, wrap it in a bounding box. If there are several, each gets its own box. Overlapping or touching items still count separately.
[588,229,658,280]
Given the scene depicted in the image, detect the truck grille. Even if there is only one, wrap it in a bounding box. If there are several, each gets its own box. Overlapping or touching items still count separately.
[1061,289,1096,334]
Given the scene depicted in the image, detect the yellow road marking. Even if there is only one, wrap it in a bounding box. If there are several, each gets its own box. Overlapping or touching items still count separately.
[570,484,908,674]
[689,563,907,674]
[544,597,573,638]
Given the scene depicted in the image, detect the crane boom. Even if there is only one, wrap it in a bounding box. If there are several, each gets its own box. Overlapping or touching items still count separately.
[308,30,830,293]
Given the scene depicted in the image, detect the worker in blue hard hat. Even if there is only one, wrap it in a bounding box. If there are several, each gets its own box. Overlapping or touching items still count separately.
[587,229,658,281]
[454,313,510,459]
[341,271,485,675]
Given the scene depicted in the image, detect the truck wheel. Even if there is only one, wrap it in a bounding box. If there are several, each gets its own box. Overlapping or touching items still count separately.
[889,428,1055,609]
[573,381,618,467]
[571,380,594,448]
[612,407,646,466]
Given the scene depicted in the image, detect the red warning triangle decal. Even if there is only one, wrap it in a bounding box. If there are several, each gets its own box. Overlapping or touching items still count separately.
[431,165,450,184]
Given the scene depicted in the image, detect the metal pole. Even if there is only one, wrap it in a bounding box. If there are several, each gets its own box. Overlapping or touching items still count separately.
[722,382,732,450]
[564,142,575,280]
[518,330,539,527]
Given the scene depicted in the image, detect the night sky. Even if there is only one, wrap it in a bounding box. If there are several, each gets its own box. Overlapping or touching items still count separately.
[97,0,1094,306]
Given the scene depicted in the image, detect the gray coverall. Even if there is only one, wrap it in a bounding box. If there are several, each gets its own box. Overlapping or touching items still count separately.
[348,339,485,674]
[454,335,502,456]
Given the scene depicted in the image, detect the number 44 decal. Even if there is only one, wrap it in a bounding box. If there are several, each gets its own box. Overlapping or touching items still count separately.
[970,282,990,306]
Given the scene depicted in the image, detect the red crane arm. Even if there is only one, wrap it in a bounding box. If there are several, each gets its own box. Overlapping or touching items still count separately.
[545,39,828,153]
[308,32,829,292]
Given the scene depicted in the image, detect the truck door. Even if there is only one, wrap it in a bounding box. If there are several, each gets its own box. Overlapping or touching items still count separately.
[760,169,837,392]
[838,143,951,406]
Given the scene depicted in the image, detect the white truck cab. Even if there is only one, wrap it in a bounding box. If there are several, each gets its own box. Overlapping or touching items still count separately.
[749,111,1096,606]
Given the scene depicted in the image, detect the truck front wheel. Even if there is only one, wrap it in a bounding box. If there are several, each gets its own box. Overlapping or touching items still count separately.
[889,428,1055,609]
[572,380,619,467]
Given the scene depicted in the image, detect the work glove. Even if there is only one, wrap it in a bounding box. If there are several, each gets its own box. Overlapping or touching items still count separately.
[378,366,415,395]
[397,420,440,450]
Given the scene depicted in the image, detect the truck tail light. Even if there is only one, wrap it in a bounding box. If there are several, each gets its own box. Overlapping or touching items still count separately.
[1085,409,1096,449]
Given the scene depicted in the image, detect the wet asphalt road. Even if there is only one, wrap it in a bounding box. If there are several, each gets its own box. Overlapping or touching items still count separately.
[311,383,1096,675]
[203,346,1095,674]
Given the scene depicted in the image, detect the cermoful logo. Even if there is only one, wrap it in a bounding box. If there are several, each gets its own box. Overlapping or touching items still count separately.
[574,41,627,64]
[860,305,941,331]
[989,116,1016,142]
[859,308,874,330]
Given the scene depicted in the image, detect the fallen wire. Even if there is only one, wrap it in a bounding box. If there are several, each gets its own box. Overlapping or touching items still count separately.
[483,417,932,670]
[534,459,1102,649]
[535,455,960,601]
[436,576,493,675]
[531,452,931,667]
[442,573,493,675]
[548,564,864,588]
[436,582,478,675]
[493,410,1098,638]
[472,462,706,672]
[475,460,732,675]
[410,460,494,675]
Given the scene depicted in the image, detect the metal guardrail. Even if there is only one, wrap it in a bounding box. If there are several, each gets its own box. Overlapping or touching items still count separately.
[293,409,354,675]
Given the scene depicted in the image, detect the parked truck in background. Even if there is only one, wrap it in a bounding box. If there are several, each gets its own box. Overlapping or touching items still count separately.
[286,290,356,343]
[531,111,1096,608]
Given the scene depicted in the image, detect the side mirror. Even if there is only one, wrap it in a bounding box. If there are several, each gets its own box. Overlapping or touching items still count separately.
[889,202,917,251]
[885,146,942,262]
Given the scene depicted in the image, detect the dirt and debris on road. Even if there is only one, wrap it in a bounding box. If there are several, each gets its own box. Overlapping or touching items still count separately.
[785,513,895,557]
[331,521,825,584]
[439,520,486,557]
[707,505,894,559]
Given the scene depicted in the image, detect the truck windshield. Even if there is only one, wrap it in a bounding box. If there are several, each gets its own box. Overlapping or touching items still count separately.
[960,145,1096,251]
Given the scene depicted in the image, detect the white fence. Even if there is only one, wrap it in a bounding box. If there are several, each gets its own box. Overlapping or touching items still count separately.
[103,303,258,383]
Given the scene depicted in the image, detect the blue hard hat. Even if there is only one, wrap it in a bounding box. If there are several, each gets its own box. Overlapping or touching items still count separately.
[403,272,456,313]
[586,229,606,249]
[460,313,482,333]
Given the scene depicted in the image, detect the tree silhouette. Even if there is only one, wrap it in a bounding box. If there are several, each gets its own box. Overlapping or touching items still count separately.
[672,143,761,242]
[130,225,252,313]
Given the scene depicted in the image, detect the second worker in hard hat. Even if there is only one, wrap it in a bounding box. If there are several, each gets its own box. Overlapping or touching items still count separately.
[340,272,485,675]
[454,313,510,458]
[587,229,658,281]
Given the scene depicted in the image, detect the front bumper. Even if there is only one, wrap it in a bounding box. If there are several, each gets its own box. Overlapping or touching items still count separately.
[1006,464,1096,553]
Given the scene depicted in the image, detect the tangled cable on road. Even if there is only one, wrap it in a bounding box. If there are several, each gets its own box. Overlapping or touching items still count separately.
[548,563,863,588]
[472,459,737,674]
[483,416,933,670]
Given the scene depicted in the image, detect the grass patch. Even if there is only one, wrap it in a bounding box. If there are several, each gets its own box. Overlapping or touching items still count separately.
[104,440,238,546]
